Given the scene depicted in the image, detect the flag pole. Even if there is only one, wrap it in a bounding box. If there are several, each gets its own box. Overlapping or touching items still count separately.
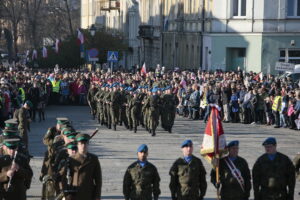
[216,154,220,200]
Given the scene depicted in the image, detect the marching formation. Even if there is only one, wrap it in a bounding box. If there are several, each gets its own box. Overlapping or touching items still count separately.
[88,81,179,136]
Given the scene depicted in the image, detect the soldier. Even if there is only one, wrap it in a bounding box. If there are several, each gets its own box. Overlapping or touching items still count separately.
[40,117,71,200]
[147,88,160,136]
[119,85,129,128]
[161,86,179,133]
[252,137,295,200]
[14,100,32,149]
[58,133,102,200]
[169,140,207,200]
[104,85,112,129]
[130,91,142,133]
[0,136,33,200]
[293,153,300,181]
[126,88,134,130]
[87,83,97,120]
[211,140,251,200]
[110,83,121,131]
[123,144,161,200]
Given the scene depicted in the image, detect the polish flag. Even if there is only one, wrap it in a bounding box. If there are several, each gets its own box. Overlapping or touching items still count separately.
[141,62,147,76]
[55,39,60,53]
[42,47,48,58]
[77,29,84,45]
[32,49,38,60]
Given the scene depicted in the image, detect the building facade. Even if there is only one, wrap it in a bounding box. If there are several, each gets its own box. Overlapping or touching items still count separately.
[81,0,300,73]
[203,0,300,73]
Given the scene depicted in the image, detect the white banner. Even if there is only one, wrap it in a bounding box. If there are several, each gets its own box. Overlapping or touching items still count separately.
[275,62,295,71]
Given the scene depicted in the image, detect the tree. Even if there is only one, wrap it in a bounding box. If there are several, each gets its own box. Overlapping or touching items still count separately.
[0,0,24,58]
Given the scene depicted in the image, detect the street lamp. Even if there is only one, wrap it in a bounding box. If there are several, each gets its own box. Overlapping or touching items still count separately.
[89,24,96,37]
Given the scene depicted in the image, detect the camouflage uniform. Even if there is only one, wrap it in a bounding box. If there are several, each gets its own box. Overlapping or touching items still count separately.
[293,154,300,181]
[211,156,251,200]
[252,152,295,200]
[123,161,161,200]
[169,155,207,200]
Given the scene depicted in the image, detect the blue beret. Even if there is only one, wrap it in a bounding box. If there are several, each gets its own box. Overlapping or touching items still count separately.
[181,140,193,148]
[262,137,277,145]
[121,84,126,88]
[165,86,171,90]
[25,100,33,108]
[137,144,148,152]
[144,85,149,89]
[127,87,133,92]
[138,85,143,89]
[227,140,239,148]
[151,88,158,93]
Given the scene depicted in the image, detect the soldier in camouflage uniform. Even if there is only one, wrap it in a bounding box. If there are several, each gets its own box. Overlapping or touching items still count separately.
[95,85,104,124]
[142,90,151,133]
[147,88,160,136]
[40,118,71,200]
[119,85,129,128]
[130,91,142,133]
[211,140,251,200]
[252,137,295,200]
[104,86,112,129]
[293,153,300,181]
[126,88,134,131]
[123,144,161,200]
[110,84,121,131]
[169,140,207,200]
[161,86,179,133]
[87,83,97,120]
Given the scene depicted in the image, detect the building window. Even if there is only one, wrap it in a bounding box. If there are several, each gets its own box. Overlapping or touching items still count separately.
[233,0,246,17]
[287,0,300,17]
[279,49,300,64]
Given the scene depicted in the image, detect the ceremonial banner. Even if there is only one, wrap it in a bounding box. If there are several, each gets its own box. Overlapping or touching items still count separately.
[200,106,227,165]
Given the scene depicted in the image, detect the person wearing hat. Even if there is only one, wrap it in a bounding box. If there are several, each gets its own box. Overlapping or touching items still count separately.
[123,144,161,200]
[0,136,33,200]
[13,100,32,149]
[210,140,251,200]
[144,88,160,136]
[40,117,70,199]
[104,85,113,129]
[87,83,98,120]
[161,86,179,133]
[58,133,102,200]
[95,84,105,125]
[252,137,295,200]
[169,140,207,200]
[118,83,129,128]
[109,83,122,131]
[129,90,142,133]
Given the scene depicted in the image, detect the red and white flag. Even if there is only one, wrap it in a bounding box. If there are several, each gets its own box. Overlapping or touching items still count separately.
[77,29,84,45]
[201,105,227,165]
[32,49,38,60]
[42,47,48,58]
[55,39,60,53]
[253,72,263,82]
[141,62,147,76]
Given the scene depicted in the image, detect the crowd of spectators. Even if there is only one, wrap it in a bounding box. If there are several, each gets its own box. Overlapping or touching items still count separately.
[0,64,299,131]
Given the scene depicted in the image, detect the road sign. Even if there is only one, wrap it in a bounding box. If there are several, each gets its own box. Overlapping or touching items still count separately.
[275,62,295,72]
[88,48,99,57]
[107,51,118,63]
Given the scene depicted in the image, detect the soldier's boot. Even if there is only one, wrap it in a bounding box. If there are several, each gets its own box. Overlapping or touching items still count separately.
[98,118,101,124]
[119,122,122,126]
[134,126,137,133]
[151,129,156,136]
[149,129,152,134]
[113,124,117,131]
[108,124,112,129]
[168,127,172,133]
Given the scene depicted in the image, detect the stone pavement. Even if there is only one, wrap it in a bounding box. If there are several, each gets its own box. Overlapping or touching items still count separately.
[27,106,300,200]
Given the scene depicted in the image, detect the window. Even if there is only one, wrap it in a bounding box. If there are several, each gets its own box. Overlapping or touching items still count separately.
[279,49,300,64]
[233,0,246,17]
[287,0,300,17]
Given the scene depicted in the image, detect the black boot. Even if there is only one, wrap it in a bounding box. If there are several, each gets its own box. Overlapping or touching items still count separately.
[151,129,156,136]
[134,126,137,133]
[108,124,112,129]
[168,127,172,133]
[113,124,116,131]
[129,126,133,131]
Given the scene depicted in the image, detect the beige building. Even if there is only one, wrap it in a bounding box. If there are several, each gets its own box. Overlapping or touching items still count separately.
[81,0,204,69]
[162,0,203,69]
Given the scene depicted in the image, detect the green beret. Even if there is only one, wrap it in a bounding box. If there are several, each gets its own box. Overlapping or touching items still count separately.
[66,141,77,150]
[56,117,69,125]
[75,133,90,142]
[3,137,20,149]
[2,130,18,136]
[4,119,18,128]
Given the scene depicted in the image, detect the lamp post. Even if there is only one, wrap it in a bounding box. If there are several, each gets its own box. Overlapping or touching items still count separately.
[89,24,97,71]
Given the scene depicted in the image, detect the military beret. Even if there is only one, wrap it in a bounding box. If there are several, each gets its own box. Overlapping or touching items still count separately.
[62,128,74,135]
[4,119,18,127]
[56,117,69,125]
[137,144,148,153]
[181,140,193,148]
[262,137,277,146]
[227,140,239,148]
[66,141,77,150]
[76,133,90,142]
[2,129,18,136]
[151,88,158,93]
[3,136,20,149]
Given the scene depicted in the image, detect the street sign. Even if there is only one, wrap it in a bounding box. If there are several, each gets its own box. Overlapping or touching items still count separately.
[275,62,295,72]
[89,57,99,62]
[88,48,99,62]
[107,51,118,63]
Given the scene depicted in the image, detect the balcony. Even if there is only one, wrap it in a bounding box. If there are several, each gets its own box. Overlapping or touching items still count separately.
[100,0,120,12]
